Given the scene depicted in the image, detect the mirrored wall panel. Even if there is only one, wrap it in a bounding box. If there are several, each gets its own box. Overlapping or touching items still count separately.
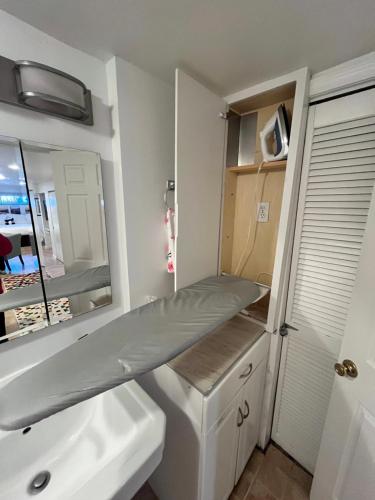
[0,137,111,343]
[0,136,48,342]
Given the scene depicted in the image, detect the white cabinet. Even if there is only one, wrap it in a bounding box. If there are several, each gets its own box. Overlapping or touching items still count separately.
[235,359,266,482]
[139,319,269,500]
[202,359,267,500]
[174,68,309,332]
[173,67,309,450]
[174,69,226,290]
[202,393,241,500]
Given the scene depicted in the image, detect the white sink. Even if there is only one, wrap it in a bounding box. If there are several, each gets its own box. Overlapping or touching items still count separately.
[0,381,165,500]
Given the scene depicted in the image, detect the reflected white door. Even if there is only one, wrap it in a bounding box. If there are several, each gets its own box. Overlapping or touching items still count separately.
[50,151,107,273]
[174,69,226,290]
[50,151,108,314]
[47,191,63,262]
[311,96,375,498]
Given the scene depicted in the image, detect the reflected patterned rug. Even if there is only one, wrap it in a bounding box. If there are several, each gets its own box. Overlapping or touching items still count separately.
[2,272,72,329]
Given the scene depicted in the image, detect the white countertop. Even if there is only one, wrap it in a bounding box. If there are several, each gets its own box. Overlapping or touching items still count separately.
[168,314,265,395]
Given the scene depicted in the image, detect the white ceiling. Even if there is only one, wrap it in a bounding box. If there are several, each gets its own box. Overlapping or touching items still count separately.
[0,0,375,95]
[0,140,25,193]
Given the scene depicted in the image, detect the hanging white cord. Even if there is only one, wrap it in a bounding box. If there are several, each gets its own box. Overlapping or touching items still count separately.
[234,161,267,276]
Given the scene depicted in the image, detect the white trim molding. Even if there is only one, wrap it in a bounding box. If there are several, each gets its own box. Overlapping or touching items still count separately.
[310,51,375,101]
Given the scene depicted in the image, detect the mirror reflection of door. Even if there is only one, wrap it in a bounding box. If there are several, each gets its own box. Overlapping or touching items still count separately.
[47,190,63,263]
[0,136,47,343]
[21,142,111,325]
[50,151,110,315]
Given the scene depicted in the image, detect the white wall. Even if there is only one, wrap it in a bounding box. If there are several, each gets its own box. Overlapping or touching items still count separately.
[106,57,174,309]
[0,10,129,381]
[0,11,175,383]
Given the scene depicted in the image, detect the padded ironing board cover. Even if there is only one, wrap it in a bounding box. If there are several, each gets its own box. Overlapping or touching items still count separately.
[0,275,262,430]
[0,265,110,312]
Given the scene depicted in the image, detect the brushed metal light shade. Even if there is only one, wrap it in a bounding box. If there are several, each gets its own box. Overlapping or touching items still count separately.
[15,60,91,121]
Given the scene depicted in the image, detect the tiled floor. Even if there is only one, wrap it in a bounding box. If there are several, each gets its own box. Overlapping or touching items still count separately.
[230,445,312,500]
[132,444,312,500]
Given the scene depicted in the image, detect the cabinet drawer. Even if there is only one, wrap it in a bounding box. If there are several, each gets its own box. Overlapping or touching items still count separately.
[203,332,269,433]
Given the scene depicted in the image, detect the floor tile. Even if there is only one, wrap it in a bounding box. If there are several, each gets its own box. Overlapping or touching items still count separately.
[230,473,252,499]
[283,479,310,500]
[255,447,291,499]
[244,445,312,500]
[231,448,265,499]
[133,445,312,500]
[288,463,313,492]
[245,448,265,479]
[246,478,277,500]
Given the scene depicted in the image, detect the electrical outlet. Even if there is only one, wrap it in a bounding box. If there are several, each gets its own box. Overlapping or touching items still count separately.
[257,202,269,222]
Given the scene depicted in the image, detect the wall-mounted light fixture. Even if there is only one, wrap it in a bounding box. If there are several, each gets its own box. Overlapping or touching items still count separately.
[0,55,93,125]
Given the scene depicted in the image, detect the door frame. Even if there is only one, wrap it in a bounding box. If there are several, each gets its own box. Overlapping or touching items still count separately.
[225,68,310,448]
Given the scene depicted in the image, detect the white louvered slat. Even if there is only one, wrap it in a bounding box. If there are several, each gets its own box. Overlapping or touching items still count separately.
[314,115,375,134]
[312,141,375,156]
[297,261,357,279]
[303,219,367,229]
[302,227,366,240]
[298,259,359,276]
[310,159,375,171]
[293,295,348,317]
[308,178,375,188]
[313,123,375,142]
[310,149,375,162]
[309,169,375,181]
[274,332,339,472]
[298,254,360,270]
[300,240,361,259]
[313,131,375,148]
[306,186,373,195]
[273,111,375,473]
[294,284,352,305]
[303,212,368,220]
[300,237,362,250]
[305,199,370,207]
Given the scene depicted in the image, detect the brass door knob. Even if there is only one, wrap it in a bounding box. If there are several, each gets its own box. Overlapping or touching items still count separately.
[334,359,358,378]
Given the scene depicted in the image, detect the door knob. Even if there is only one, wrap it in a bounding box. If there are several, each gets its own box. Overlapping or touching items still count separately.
[334,359,358,378]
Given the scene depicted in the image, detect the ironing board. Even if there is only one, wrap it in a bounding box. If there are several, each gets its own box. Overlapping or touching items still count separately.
[0,265,111,312]
[0,275,263,430]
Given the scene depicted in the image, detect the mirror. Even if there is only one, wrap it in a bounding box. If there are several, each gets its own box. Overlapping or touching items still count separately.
[0,137,112,343]
[0,137,48,342]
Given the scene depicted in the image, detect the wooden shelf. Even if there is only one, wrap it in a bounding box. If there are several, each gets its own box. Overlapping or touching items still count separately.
[227,160,287,174]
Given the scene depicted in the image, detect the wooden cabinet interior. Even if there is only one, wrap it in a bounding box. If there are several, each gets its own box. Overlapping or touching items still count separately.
[221,83,296,324]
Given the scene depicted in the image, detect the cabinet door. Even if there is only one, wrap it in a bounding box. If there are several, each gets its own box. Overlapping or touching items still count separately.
[236,359,267,482]
[202,393,241,500]
[174,69,227,290]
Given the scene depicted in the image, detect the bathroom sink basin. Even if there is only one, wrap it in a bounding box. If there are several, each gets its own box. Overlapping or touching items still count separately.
[0,381,165,500]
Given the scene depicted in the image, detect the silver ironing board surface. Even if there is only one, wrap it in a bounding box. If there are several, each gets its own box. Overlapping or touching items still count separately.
[0,275,262,430]
[0,265,110,312]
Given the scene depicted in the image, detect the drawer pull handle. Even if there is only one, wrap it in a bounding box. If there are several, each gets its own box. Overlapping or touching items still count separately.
[243,400,250,419]
[237,407,244,427]
[240,363,253,379]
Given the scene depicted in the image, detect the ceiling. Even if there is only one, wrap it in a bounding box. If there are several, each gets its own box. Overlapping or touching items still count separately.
[0,139,59,193]
[0,140,25,193]
[0,0,374,95]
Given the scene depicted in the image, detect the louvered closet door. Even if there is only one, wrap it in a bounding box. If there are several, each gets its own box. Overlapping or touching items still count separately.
[272,89,375,473]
